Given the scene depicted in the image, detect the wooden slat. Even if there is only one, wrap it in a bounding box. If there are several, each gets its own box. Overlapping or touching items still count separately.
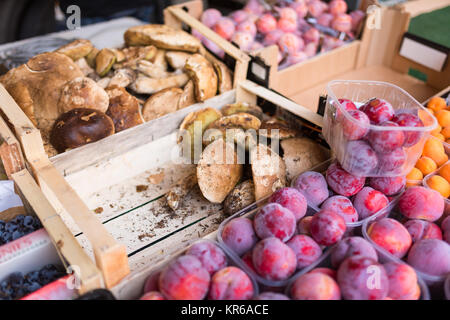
[238,80,324,127]
[0,113,25,178]
[11,169,103,294]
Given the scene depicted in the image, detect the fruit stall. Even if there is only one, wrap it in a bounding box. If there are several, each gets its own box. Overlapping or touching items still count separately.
[0,0,449,303]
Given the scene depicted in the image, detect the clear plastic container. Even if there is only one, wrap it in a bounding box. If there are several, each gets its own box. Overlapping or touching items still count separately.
[284,239,430,300]
[291,158,402,228]
[217,197,323,288]
[113,239,259,300]
[423,162,450,219]
[362,205,447,297]
[323,80,437,177]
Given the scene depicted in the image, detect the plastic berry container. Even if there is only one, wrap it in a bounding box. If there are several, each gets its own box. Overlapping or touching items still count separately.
[217,197,324,289]
[284,239,430,300]
[323,80,437,177]
[291,158,402,229]
[112,239,259,300]
[362,205,448,297]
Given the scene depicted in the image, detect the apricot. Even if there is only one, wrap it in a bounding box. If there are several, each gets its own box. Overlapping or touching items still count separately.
[423,137,445,160]
[427,96,447,112]
[441,126,450,139]
[406,167,423,181]
[432,132,445,141]
[290,273,341,300]
[415,156,437,175]
[427,175,450,198]
[440,163,450,183]
[367,218,412,258]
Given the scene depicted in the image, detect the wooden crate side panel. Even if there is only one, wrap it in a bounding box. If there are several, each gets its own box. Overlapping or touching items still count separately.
[11,169,103,294]
[270,42,360,98]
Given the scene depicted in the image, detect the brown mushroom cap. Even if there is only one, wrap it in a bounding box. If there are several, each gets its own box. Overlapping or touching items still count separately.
[50,108,115,153]
[58,77,109,115]
[105,86,143,132]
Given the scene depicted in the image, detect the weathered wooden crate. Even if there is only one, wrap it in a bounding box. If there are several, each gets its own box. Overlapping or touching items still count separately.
[0,116,102,294]
[0,80,323,291]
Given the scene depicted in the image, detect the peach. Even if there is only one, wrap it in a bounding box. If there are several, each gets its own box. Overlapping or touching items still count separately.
[203,38,225,59]
[317,13,334,27]
[337,256,389,300]
[186,241,227,275]
[326,162,365,197]
[252,237,297,281]
[298,216,313,236]
[263,29,284,46]
[287,235,322,268]
[398,186,444,222]
[221,217,258,256]
[368,121,405,153]
[278,33,304,55]
[290,1,308,19]
[309,267,337,280]
[236,20,257,37]
[213,18,236,40]
[278,18,297,33]
[209,266,254,300]
[361,98,395,125]
[244,0,265,15]
[367,218,412,258]
[341,109,370,140]
[303,27,320,44]
[140,291,166,300]
[230,10,249,25]
[293,171,329,207]
[308,0,326,18]
[201,8,222,28]
[159,255,210,300]
[377,148,406,174]
[442,216,450,244]
[369,176,406,196]
[291,273,341,300]
[384,262,420,300]
[407,239,450,276]
[331,13,352,33]
[254,203,296,242]
[329,0,348,16]
[255,292,290,300]
[310,209,346,246]
[269,187,308,221]
[321,196,358,223]
[353,187,389,220]
[342,140,378,176]
[391,113,424,147]
[404,220,443,243]
[331,237,378,268]
[256,13,277,34]
[231,32,254,51]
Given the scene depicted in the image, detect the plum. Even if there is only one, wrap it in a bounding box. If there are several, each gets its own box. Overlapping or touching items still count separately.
[221,217,258,256]
[291,273,341,300]
[310,209,346,246]
[269,187,307,221]
[353,187,389,220]
[326,162,365,197]
[286,235,322,268]
[321,196,358,223]
[253,203,296,242]
[369,176,406,196]
[398,186,444,222]
[209,266,254,300]
[367,218,412,258]
[331,237,378,268]
[186,241,227,275]
[407,239,450,276]
[293,171,329,207]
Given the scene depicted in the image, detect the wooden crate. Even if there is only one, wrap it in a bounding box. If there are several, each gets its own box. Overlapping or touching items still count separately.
[272,0,450,111]
[164,0,251,87]
[0,116,102,294]
[1,79,323,288]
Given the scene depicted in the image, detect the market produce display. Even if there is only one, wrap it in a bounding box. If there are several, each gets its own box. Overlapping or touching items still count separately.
[138,241,256,300]
[167,102,330,212]
[0,265,65,300]
[0,25,232,156]
[196,0,365,69]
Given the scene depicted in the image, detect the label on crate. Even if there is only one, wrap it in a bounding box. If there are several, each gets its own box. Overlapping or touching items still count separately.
[21,275,76,300]
[0,229,51,264]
